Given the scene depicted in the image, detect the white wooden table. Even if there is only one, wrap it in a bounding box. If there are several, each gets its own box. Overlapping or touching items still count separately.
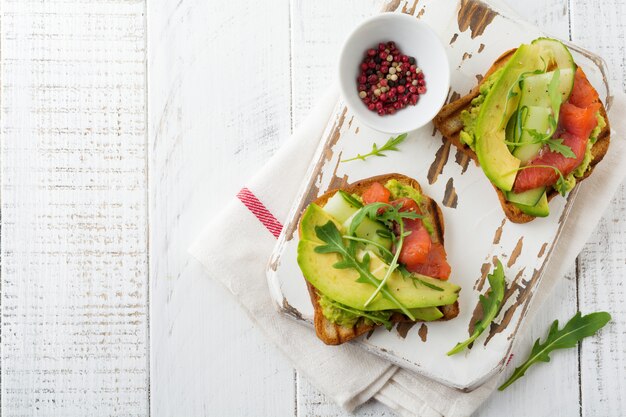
[1,0,624,415]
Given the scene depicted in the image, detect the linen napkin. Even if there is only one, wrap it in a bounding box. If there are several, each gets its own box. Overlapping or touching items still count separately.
[189,83,626,416]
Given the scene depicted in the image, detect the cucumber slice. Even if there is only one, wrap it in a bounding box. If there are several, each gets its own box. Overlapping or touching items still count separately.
[506,187,546,207]
[531,38,576,102]
[323,192,360,223]
[519,69,575,107]
[532,38,576,74]
[511,39,576,164]
[512,191,550,217]
[512,106,552,163]
[343,213,392,252]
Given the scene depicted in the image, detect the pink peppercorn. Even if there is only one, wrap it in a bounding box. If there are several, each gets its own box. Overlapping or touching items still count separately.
[356,40,426,116]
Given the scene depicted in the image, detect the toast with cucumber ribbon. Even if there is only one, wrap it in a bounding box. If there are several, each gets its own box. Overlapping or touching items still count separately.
[297,173,460,345]
[434,38,610,223]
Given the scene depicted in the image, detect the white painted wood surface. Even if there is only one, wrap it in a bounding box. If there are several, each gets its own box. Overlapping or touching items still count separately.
[1,1,149,416]
[1,0,624,416]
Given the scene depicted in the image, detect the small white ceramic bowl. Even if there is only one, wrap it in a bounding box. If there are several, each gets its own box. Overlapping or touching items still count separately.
[338,13,450,133]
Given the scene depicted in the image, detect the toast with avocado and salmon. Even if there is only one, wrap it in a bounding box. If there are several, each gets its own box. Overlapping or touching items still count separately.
[434,37,610,223]
[297,173,460,345]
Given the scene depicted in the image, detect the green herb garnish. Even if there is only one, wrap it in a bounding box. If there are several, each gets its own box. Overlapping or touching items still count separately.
[344,201,422,308]
[314,221,416,320]
[397,266,444,292]
[499,311,611,390]
[527,129,576,158]
[342,235,394,260]
[504,129,575,159]
[415,276,445,292]
[339,190,363,208]
[447,261,506,355]
[341,133,408,162]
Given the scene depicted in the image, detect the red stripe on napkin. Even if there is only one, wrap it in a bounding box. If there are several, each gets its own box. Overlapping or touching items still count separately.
[237,188,283,238]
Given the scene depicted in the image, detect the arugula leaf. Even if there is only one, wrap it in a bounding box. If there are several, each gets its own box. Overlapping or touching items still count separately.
[342,201,426,309]
[347,202,420,237]
[521,129,575,159]
[347,203,389,236]
[415,277,445,292]
[339,190,363,208]
[554,173,570,196]
[363,234,402,307]
[546,138,576,158]
[398,266,444,292]
[447,261,506,356]
[499,311,611,390]
[376,229,392,239]
[341,133,408,162]
[314,221,416,320]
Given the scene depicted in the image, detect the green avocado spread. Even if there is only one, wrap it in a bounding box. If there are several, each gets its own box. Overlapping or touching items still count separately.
[385,178,422,203]
[459,68,505,150]
[318,294,392,328]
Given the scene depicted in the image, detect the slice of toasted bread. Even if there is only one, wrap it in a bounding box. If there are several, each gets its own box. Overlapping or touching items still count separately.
[298,173,459,345]
[434,49,611,223]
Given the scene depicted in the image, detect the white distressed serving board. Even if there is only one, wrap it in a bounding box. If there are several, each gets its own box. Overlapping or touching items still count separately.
[267,0,610,390]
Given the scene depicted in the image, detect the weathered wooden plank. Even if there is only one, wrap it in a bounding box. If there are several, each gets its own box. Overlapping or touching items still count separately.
[0,1,149,416]
[147,0,296,416]
[570,0,626,415]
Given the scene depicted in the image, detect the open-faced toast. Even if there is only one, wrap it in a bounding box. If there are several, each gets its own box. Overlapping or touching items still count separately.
[298,173,459,345]
[434,48,611,223]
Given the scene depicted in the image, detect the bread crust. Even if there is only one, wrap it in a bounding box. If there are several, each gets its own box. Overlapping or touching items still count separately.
[433,49,611,223]
[299,173,459,345]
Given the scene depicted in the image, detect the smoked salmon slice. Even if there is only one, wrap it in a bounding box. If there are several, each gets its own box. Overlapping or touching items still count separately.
[568,67,599,108]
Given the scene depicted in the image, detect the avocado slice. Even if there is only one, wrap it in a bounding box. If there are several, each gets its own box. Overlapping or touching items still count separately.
[297,240,460,311]
[512,191,550,217]
[409,307,444,321]
[475,44,543,191]
[300,202,343,243]
[297,204,460,311]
